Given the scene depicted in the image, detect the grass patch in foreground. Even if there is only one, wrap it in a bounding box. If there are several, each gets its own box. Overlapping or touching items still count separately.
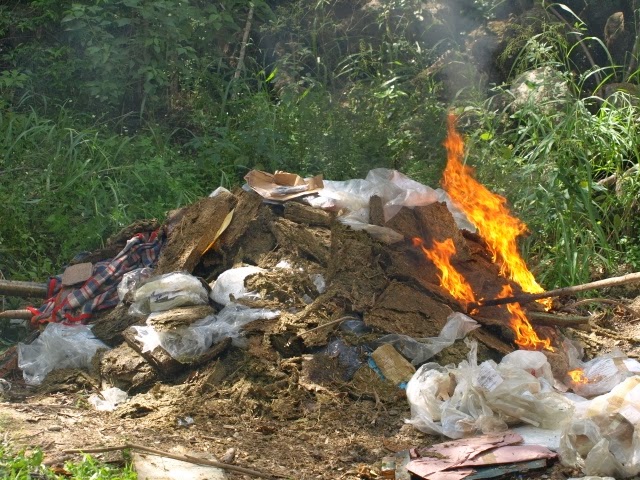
[0,443,137,479]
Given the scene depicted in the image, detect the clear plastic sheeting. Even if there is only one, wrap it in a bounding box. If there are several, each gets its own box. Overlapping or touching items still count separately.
[565,340,640,398]
[17,323,108,385]
[88,387,128,411]
[378,312,479,365]
[209,266,264,306]
[129,272,209,316]
[406,339,574,439]
[117,267,154,302]
[559,376,640,478]
[134,303,280,362]
[306,168,476,237]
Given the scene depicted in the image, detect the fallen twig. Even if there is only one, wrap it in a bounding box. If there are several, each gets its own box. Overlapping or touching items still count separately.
[63,443,283,479]
[295,316,353,339]
[468,271,640,311]
[571,297,640,322]
[527,311,591,327]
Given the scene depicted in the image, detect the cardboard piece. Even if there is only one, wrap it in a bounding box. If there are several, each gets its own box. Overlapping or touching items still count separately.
[371,344,416,385]
[245,170,324,202]
[61,262,93,286]
[407,431,556,480]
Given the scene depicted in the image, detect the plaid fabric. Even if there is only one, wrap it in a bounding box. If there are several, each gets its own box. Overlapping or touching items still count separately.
[28,232,164,325]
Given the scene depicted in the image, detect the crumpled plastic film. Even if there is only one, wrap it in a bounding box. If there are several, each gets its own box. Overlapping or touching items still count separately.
[305,168,476,242]
[129,271,209,316]
[406,338,574,439]
[559,376,640,478]
[134,303,280,362]
[378,312,479,365]
[18,323,108,385]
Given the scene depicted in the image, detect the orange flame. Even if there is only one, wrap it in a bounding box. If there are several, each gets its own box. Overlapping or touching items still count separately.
[413,237,476,308]
[499,285,553,351]
[442,114,551,310]
[567,368,588,384]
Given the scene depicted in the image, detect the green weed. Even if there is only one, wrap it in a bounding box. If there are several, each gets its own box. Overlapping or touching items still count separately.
[0,443,136,479]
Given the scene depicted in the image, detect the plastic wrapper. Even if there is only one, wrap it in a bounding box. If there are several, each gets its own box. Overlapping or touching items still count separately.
[117,267,154,302]
[559,376,640,478]
[378,312,479,365]
[134,303,280,362]
[322,339,363,381]
[566,347,640,398]
[406,338,574,439]
[306,168,476,234]
[209,266,264,306]
[311,273,326,294]
[129,272,209,316]
[88,387,128,411]
[17,323,108,385]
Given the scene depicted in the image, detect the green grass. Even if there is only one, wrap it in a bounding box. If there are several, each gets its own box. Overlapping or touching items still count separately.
[0,443,137,479]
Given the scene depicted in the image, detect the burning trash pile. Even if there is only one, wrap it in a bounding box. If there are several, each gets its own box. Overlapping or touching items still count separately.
[6,115,640,479]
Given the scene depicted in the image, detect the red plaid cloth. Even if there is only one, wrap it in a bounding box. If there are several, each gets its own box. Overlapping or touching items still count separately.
[28,232,164,325]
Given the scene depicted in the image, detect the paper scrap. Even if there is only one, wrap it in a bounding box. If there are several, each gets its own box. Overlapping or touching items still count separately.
[245,170,324,202]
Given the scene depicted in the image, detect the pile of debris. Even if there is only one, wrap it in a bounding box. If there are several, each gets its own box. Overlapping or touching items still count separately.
[4,121,640,479]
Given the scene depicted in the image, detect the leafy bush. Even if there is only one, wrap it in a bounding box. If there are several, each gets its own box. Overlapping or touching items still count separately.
[0,443,136,479]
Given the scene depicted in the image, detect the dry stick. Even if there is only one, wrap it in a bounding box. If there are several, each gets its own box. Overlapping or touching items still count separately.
[63,443,282,479]
[285,315,354,347]
[527,311,591,327]
[0,279,48,298]
[469,271,640,311]
[233,4,254,80]
[571,297,640,321]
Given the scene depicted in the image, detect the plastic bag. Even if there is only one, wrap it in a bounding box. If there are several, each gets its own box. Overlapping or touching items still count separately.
[379,312,479,365]
[129,272,209,316]
[134,303,279,362]
[406,338,574,439]
[17,323,108,385]
[559,376,640,478]
[307,168,476,234]
[574,354,640,398]
[209,266,264,306]
[117,267,154,302]
[88,387,128,411]
[406,339,503,438]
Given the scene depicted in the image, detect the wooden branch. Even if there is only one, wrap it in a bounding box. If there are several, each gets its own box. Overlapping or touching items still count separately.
[469,271,640,311]
[596,165,638,189]
[0,279,48,298]
[63,442,283,479]
[571,297,640,321]
[0,309,33,320]
[527,311,591,327]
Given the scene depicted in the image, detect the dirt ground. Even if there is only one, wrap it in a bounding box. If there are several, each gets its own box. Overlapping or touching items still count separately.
[2,297,639,480]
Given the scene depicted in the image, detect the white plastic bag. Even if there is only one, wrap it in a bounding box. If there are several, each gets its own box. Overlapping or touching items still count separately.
[88,387,128,411]
[209,266,264,305]
[17,323,108,385]
[406,338,574,439]
[379,312,479,365]
[559,376,640,478]
[564,340,640,397]
[129,272,208,316]
[134,303,280,361]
